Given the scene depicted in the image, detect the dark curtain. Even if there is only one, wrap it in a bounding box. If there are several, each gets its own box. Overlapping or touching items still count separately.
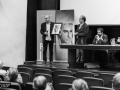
[25,0,60,61]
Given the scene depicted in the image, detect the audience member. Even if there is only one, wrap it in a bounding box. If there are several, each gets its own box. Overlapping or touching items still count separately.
[5,67,23,83]
[33,76,53,90]
[71,79,89,90]
[0,60,6,75]
[113,73,120,90]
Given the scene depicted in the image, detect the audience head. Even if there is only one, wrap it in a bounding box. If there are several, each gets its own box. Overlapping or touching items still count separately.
[33,76,47,90]
[113,73,120,90]
[97,28,104,36]
[0,61,3,69]
[72,79,89,90]
[44,15,50,23]
[79,15,86,24]
[7,67,18,82]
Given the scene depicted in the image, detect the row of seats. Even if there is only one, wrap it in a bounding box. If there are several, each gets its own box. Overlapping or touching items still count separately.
[16,67,115,87]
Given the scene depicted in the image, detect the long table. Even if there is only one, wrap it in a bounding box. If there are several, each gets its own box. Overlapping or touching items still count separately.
[60,44,120,68]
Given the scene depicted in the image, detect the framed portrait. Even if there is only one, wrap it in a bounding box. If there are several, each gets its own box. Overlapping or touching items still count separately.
[52,23,62,35]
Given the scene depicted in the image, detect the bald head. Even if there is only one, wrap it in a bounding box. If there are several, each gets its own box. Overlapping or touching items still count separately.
[44,15,50,23]
[33,76,47,90]
[0,61,3,69]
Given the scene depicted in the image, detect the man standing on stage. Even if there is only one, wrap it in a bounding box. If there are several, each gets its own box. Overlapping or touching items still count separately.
[93,28,108,68]
[75,15,89,62]
[40,15,54,66]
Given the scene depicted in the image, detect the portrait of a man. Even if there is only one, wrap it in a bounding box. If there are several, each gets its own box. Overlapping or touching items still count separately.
[52,23,62,34]
[59,23,74,45]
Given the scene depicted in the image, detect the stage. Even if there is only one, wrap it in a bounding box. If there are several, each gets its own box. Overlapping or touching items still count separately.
[20,61,120,72]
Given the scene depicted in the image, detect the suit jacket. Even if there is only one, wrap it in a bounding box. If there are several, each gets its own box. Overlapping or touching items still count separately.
[93,34,108,45]
[40,22,54,42]
[76,23,89,44]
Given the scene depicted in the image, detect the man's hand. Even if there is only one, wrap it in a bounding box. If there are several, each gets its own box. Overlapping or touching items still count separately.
[44,32,48,36]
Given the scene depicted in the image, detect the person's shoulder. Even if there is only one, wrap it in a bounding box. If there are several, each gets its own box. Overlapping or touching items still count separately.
[83,23,89,27]
[103,34,108,37]
[41,22,46,25]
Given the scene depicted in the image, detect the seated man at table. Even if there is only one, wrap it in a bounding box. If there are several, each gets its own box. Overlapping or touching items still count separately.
[93,28,108,68]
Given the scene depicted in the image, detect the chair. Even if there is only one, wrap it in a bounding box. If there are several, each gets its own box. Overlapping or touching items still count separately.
[83,77,104,87]
[34,68,52,75]
[108,80,113,88]
[25,82,34,90]
[53,70,73,79]
[98,73,115,87]
[0,75,4,81]
[0,82,21,90]
[10,82,22,90]
[54,75,76,88]
[19,72,30,84]
[0,88,17,90]
[75,71,95,78]
[90,86,113,90]
[33,73,52,83]
[2,66,10,71]
[18,67,33,80]
[55,83,72,90]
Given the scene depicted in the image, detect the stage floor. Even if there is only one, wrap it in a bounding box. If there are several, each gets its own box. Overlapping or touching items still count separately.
[23,61,120,72]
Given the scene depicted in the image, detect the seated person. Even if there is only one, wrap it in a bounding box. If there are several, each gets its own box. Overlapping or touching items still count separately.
[0,60,7,81]
[113,73,120,90]
[114,37,120,62]
[0,60,6,75]
[93,28,108,68]
[33,76,53,90]
[71,79,89,90]
[5,67,23,83]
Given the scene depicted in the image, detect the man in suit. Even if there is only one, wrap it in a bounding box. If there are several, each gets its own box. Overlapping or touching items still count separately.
[75,15,89,63]
[40,15,54,65]
[75,15,89,44]
[93,28,108,68]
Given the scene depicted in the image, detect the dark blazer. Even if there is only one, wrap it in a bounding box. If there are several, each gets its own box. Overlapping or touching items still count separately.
[93,34,108,45]
[40,22,54,42]
[76,23,89,44]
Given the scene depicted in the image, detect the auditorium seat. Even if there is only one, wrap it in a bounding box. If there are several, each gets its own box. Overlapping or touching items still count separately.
[90,86,112,90]
[75,71,95,78]
[34,68,52,75]
[25,82,34,90]
[19,72,30,84]
[33,73,52,83]
[18,67,33,81]
[98,73,115,87]
[108,80,113,88]
[2,66,10,71]
[83,77,104,87]
[55,83,72,90]
[53,70,73,79]
[54,75,76,88]
[0,88,17,90]
[0,82,21,90]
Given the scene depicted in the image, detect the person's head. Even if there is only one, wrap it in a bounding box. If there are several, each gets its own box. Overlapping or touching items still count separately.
[54,25,59,32]
[71,79,89,90]
[113,73,120,90]
[33,76,47,90]
[0,61,3,69]
[79,15,86,24]
[97,28,104,36]
[60,23,73,44]
[44,15,50,23]
[7,67,18,82]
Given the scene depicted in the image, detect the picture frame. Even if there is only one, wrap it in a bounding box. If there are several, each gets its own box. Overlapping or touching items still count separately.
[52,23,62,35]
